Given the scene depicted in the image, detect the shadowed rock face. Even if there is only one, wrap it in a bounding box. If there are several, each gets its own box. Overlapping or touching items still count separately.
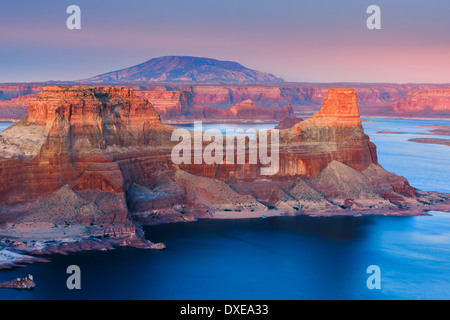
[0,85,445,247]
[0,86,173,203]
[287,88,377,173]
[135,90,294,123]
[0,86,175,242]
[181,88,378,179]
[2,83,449,122]
[28,86,166,148]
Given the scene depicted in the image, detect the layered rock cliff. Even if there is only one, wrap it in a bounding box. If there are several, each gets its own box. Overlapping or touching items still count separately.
[179,88,378,180]
[138,83,449,112]
[0,86,173,252]
[388,89,450,116]
[0,86,447,265]
[135,90,293,123]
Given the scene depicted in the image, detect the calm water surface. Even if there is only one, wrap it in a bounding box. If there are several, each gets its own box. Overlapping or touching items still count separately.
[0,122,12,132]
[0,118,449,300]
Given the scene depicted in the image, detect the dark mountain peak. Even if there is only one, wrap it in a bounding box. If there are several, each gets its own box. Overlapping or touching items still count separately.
[82,56,285,84]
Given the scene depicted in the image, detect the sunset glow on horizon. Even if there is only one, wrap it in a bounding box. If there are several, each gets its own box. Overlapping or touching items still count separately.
[1,0,449,83]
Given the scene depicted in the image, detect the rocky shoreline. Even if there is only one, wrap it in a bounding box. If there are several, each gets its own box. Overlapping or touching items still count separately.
[1,195,449,270]
[1,85,449,270]
[408,138,450,147]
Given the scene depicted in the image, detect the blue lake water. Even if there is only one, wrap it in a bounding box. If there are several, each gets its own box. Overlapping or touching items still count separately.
[0,118,449,300]
[0,122,12,132]
[361,118,450,194]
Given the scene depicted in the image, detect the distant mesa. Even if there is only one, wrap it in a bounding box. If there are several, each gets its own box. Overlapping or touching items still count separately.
[292,88,361,130]
[388,89,450,116]
[190,99,295,123]
[81,56,285,84]
[134,90,294,123]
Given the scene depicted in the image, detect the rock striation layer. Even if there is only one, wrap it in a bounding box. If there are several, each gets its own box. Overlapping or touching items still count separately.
[388,89,450,116]
[2,83,449,122]
[0,86,171,256]
[0,85,448,268]
[135,90,294,123]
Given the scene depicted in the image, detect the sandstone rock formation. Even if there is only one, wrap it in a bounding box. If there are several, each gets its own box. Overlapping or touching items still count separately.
[177,88,376,181]
[388,89,450,116]
[0,94,36,121]
[0,86,172,253]
[135,90,294,123]
[2,83,449,122]
[0,85,448,267]
[220,100,293,121]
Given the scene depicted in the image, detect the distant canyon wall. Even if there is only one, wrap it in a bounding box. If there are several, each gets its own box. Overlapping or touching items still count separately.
[388,89,450,116]
[138,83,449,110]
[0,83,449,121]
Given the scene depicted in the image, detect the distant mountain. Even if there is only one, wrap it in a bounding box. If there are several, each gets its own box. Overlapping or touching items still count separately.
[81,56,285,84]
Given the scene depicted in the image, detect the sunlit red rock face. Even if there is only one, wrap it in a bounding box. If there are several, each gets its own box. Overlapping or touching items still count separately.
[174,87,425,215]
[293,88,361,128]
[181,89,378,180]
[0,86,175,241]
[188,99,293,122]
[135,90,293,122]
[1,86,173,202]
[0,84,43,100]
[135,90,194,119]
[4,85,446,264]
[220,100,293,121]
[287,88,377,173]
[131,84,450,120]
[0,85,444,241]
[388,89,450,116]
[138,83,448,111]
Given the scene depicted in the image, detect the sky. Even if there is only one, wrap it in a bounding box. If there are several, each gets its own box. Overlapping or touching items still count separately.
[0,0,449,83]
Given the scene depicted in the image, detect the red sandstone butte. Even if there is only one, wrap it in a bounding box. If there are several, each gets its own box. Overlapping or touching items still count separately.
[0,85,448,265]
[0,86,173,246]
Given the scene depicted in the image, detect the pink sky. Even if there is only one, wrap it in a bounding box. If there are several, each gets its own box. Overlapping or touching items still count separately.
[0,0,449,83]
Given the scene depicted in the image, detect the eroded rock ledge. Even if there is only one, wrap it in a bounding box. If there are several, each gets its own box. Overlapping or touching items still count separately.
[0,274,35,289]
[0,86,448,268]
